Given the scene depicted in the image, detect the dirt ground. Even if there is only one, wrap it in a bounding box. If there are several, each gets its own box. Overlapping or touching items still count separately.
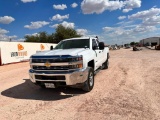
[0,48,160,120]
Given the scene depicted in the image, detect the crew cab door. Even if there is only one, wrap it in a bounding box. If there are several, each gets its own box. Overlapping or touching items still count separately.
[92,39,103,70]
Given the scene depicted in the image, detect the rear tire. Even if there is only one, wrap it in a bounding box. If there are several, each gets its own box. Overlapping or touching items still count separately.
[82,67,94,92]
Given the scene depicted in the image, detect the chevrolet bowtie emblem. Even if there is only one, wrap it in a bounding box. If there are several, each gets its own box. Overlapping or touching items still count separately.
[45,61,51,67]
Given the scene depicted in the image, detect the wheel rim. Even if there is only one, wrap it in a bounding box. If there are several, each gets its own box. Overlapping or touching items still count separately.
[89,72,93,87]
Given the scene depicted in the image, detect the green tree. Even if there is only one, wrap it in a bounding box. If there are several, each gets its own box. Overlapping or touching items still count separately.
[24,31,50,43]
[130,42,135,46]
[53,25,81,43]
[47,33,55,43]
[39,32,48,43]
[135,42,139,46]
[24,25,81,43]
[24,34,39,42]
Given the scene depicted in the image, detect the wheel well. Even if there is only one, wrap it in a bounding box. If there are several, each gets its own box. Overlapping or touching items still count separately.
[88,60,94,70]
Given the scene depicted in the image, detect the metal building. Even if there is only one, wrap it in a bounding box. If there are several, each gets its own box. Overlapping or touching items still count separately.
[140,37,160,46]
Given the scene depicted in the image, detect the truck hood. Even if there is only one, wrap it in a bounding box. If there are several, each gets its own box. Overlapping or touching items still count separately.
[33,48,89,56]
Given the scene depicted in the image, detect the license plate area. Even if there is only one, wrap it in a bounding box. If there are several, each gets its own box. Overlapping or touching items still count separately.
[44,83,55,88]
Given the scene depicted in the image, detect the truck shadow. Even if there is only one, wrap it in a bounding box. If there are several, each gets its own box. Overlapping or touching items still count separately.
[1,79,86,101]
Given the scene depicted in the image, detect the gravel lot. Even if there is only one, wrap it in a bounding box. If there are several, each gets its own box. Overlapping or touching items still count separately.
[0,48,160,120]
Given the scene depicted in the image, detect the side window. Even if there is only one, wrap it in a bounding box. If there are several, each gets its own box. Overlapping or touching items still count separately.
[92,39,98,49]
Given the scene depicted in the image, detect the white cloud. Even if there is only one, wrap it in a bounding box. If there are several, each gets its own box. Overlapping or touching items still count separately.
[103,27,115,32]
[142,16,160,26]
[0,28,17,41]
[123,8,132,13]
[104,26,139,36]
[0,28,9,41]
[128,7,160,27]
[50,14,69,21]
[103,26,129,36]
[24,21,50,29]
[123,0,141,13]
[71,3,78,8]
[50,21,75,29]
[102,23,158,44]
[118,16,126,20]
[21,0,37,3]
[32,33,39,36]
[50,24,59,29]
[25,33,39,36]
[76,29,88,36]
[128,8,160,20]
[16,38,25,41]
[0,28,9,34]
[53,4,67,10]
[81,0,142,14]
[101,7,160,44]
[81,0,123,14]
[133,25,156,33]
[0,16,15,24]
[61,21,75,29]
[9,35,17,39]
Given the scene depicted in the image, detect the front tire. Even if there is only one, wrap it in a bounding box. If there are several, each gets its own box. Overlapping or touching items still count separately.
[82,67,94,92]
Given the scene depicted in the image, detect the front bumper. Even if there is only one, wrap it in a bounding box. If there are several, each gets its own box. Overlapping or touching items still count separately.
[29,68,89,86]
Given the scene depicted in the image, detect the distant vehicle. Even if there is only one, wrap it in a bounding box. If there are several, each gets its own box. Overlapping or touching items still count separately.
[111,45,118,50]
[124,44,131,49]
[155,39,160,50]
[29,37,109,92]
[133,46,142,51]
[155,45,160,50]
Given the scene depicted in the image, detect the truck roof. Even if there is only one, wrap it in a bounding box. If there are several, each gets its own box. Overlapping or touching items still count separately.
[62,37,97,41]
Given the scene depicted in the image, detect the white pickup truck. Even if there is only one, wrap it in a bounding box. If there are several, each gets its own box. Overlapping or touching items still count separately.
[29,37,109,92]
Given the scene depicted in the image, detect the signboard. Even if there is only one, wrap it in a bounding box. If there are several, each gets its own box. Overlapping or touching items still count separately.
[0,42,57,65]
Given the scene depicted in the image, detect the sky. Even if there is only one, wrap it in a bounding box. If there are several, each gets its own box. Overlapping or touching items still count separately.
[0,0,160,45]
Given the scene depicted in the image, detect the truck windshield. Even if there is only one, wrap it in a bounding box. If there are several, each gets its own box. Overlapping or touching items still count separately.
[55,39,90,49]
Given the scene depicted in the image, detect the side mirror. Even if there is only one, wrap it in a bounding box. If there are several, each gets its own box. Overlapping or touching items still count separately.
[99,42,105,50]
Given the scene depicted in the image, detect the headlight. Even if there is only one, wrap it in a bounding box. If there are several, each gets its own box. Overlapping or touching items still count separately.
[77,56,83,61]
[69,64,83,69]
[69,56,83,69]
[78,64,83,68]
[70,56,83,62]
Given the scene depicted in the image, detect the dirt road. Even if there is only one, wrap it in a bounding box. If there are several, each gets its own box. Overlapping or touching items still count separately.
[0,48,160,120]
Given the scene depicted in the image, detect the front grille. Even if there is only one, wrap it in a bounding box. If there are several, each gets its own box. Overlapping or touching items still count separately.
[33,66,70,70]
[35,75,65,80]
[32,58,70,63]
[31,55,81,63]
[31,55,82,71]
